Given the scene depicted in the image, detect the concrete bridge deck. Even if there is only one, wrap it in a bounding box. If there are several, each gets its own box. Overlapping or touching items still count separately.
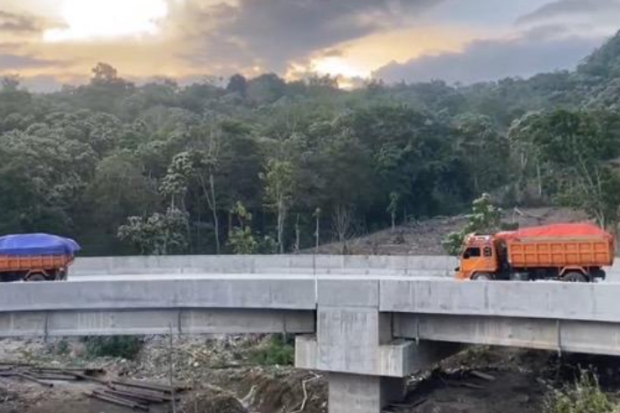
[4,254,620,413]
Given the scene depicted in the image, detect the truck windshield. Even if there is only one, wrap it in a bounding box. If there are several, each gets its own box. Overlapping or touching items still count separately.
[463,247,481,259]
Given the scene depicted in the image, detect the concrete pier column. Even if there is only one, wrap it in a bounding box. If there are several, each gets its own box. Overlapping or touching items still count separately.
[328,373,406,413]
[295,279,463,413]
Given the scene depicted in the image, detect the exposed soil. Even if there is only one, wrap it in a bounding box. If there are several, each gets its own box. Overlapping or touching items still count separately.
[312,207,589,255]
[0,336,327,413]
[0,338,619,413]
[399,370,544,413]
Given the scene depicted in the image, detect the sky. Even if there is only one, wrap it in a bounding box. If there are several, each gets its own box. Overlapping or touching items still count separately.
[0,0,619,91]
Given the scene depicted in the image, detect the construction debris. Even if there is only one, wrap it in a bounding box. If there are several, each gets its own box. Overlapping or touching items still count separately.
[0,363,186,412]
[15,372,54,388]
[471,370,497,382]
[0,364,100,387]
[88,381,183,411]
[88,390,149,411]
[110,378,188,394]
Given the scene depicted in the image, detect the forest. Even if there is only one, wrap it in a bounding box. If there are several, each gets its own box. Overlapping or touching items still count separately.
[2,31,620,256]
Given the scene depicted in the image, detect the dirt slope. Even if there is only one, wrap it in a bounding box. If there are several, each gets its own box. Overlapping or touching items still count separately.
[312,207,589,255]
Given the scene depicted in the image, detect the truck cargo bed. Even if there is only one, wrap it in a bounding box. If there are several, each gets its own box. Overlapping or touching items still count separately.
[507,237,614,268]
[0,255,74,273]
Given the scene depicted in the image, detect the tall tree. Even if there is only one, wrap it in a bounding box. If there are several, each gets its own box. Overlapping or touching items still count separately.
[226,74,248,97]
[510,109,620,229]
[261,159,294,254]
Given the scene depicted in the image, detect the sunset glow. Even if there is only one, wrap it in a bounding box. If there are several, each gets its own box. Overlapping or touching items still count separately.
[43,0,168,42]
[0,0,616,90]
[311,57,371,79]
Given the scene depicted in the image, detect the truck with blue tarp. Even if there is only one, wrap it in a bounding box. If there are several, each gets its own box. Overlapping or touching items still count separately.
[0,234,80,281]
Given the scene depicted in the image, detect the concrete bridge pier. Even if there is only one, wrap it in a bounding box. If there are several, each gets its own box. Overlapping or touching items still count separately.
[295,279,461,413]
[328,373,406,413]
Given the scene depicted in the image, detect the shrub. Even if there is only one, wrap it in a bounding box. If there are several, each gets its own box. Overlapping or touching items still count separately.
[248,334,294,366]
[83,336,143,360]
[545,370,617,413]
[52,339,71,356]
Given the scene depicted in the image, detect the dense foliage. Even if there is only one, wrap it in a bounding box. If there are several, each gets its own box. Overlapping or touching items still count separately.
[3,31,620,255]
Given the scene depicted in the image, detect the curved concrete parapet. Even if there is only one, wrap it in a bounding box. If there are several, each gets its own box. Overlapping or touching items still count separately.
[0,277,316,311]
[71,254,457,277]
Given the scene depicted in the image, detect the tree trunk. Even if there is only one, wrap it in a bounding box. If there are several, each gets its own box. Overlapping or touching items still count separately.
[333,204,352,255]
[199,173,220,254]
[294,214,300,253]
[277,199,286,254]
[536,164,542,197]
[315,214,320,251]
[209,174,220,254]
[391,211,396,233]
[313,208,321,251]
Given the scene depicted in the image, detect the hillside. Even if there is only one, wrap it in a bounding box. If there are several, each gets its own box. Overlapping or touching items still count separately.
[2,32,620,256]
[312,207,590,255]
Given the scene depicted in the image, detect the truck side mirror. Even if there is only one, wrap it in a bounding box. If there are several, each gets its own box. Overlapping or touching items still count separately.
[463,252,470,259]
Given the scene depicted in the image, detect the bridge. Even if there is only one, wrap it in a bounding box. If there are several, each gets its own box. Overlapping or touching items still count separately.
[2,254,620,413]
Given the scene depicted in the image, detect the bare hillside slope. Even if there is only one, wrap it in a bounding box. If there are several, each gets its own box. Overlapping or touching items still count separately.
[312,207,590,256]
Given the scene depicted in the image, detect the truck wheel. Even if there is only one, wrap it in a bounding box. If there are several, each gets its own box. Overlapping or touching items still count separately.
[472,273,493,281]
[26,273,47,282]
[561,272,587,283]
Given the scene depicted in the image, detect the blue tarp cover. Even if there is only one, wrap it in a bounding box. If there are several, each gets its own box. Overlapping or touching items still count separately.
[0,234,80,256]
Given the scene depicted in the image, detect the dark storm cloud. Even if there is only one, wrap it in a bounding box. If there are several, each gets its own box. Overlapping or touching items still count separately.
[0,10,41,33]
[375,26,603,84]
[516,0,620,24]
[179,0,442,72]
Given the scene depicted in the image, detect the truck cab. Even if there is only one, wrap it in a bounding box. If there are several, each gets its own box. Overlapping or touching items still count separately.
[455,234,500,280]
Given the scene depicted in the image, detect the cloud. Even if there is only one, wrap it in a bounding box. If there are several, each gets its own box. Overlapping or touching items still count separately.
[0,9,42,33]
[374,26,604,84]
[0,43,70,74]
[517,0,620,25]
[0,53,66,71]
[174,0,443,73]
[321,49,345,58]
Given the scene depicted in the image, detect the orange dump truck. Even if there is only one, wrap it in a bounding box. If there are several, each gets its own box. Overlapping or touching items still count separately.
[0,234,80,282]
[455,223,614,282]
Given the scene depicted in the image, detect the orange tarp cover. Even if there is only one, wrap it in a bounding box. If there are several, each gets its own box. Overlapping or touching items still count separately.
[497,223,613,240]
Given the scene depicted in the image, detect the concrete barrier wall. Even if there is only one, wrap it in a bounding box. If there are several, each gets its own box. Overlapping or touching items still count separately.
[0,277,316,311]
[379,278,620,322]
[70,254,620,280]
[71,255,458,277]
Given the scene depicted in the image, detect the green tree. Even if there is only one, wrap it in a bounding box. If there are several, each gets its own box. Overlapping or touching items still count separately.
[160,151,192,210]
[226,202,258,254]
[117,207,189,255]
[510,109,620,229]
[442,193,502,255]
[454,113,509,193]
[226,74,248,97]
[85,152,157,252]
[261,160,294,254]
